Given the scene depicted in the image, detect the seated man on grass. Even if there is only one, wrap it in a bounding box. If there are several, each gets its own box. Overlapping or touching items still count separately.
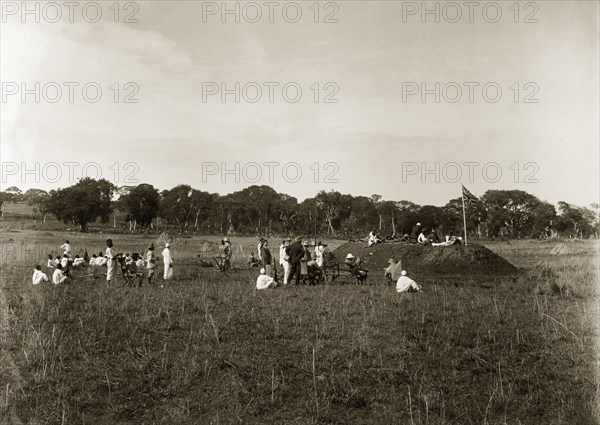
[32,265,49,285]
[247,252,260,267]
[256,268,277,290]
[52,264,69,285]
[396,270,421,293]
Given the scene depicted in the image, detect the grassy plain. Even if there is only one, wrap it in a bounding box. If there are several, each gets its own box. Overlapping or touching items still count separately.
[1,230,598,424]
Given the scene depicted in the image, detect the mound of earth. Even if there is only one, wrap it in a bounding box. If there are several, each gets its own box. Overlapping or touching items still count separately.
[155,231,172,246]
[549,243,576,255]
[333,242,519,276]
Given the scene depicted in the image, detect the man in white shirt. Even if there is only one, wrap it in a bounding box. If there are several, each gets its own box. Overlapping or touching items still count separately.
[279,239,291,284]
[256,268,277,290]
[314,241,326,268]
[105,239,116,285]
[32,265,49,285]
[60,240,71,256]
[162,243,173,280]
[52,264,68,284]
[396,270,421,293]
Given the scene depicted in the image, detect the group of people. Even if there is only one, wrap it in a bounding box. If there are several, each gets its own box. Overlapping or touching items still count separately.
[254,237,329,289]
[32,238,174,286]
[406,223,464,246]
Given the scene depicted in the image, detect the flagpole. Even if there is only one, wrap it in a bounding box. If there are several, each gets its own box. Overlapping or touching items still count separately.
[461,187,468,246]
[313,190,318,247]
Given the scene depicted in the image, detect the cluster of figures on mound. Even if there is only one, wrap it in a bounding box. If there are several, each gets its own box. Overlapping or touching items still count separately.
[364,223,464,247]
[32,239,174,287]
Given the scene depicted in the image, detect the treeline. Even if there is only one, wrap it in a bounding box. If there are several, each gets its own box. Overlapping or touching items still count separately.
[1,179,598,238]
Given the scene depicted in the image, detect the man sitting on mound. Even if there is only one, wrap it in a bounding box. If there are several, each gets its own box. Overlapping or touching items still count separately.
[256,268,278,290]
[396,270,422,293]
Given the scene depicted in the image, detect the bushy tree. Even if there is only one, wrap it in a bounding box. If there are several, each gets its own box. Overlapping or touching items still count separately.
[120,184,160,231]
[46,178,114,232]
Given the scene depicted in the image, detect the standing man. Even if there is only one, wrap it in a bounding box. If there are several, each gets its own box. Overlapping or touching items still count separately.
[279,238,291,284]
[302,241,312,261]
[146,243,157,285]
[223,237,232,268]
[314,241,327,268]
[257,238,265,263]
[286,237,305,285]
[260,239,273,276]
[60,239,71,256]
[410,222,422,244]
[162,243,173,280]
[105,239,116,286]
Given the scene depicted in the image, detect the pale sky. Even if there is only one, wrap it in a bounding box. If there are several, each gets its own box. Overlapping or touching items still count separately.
[1,0,598,206]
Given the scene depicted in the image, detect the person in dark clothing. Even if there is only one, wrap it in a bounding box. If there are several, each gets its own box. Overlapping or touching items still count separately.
[286,237,305,285]
[410,222,422,244]
[260,240,273,276]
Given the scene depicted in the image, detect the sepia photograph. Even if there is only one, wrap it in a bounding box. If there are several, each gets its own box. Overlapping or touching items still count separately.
[1,0,599,423]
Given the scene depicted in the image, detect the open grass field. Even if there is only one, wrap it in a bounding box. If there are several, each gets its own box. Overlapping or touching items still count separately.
[1,230,599,424]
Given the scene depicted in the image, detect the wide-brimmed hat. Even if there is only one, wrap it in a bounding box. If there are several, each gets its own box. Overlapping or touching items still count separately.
[260,237,266,242]
[346,253,355,259]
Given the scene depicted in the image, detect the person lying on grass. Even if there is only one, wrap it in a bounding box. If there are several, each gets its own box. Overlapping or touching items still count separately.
[32,265,49,285]
[396,270,422,293]
[73,255,85,267]
[256,268,278,290]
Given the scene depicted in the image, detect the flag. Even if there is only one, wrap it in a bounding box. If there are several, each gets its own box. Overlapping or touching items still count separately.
[462,185,478,207]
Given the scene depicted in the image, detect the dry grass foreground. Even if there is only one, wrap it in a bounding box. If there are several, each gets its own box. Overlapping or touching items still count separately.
[1,231,599,424]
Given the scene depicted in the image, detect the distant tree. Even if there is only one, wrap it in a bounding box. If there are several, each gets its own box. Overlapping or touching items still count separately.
[316,190,352,236]
[555,202,595,238]
[347,196,378,236]
[530,201,557,238]
[24,188,50,222]
[481,190,541,238]
[120,184,160,231]
[46,178,115,232]
[378,200,400,237]
[394,200,421,235]
[159,185,195,233]
[190,189,217,231]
